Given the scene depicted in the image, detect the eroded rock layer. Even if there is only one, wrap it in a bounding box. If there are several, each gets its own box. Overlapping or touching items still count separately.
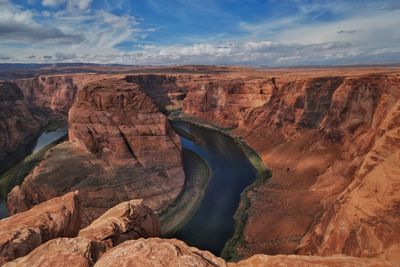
[0,191,80,265]
[126,70,400,261]
[0,82,47,163]
[3,68,400,265]
[7,78,185,228]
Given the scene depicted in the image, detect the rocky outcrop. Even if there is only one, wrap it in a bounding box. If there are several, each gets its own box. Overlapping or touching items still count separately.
[0,191,80,265]
[0,82,47,164]
[4,198,160,266]
[94,238,227,267]
[230,254,395,267]
[78,199,160,252]
[68,78,183,168]
[3,237,97,267]
[7,78,185,227]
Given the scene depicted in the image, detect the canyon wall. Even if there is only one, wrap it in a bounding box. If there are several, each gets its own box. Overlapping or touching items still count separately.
[2,68,399,264]
[127,71,400,261]
[169,71,400,261]
[7,77,185,228]
[0,82,47,164]
[0,74,110,165]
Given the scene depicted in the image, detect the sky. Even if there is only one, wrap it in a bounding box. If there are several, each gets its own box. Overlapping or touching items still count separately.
[0,0,400,66]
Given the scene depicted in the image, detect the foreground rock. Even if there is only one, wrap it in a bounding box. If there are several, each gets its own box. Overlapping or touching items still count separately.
[0,191,80,265]
[5,197,161,266]
[4,237,96,267]
[7,78,185,227]
[230,254,395,267]
[79,199,160,251]
[94,238,226,267]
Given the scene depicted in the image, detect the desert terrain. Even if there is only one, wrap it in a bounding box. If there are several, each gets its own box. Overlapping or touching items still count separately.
[0,65,399,266]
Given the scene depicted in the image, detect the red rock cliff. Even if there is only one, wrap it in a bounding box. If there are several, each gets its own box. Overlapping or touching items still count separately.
[7,78,185,228]
[0,82,47,164]
[127,70,400,261]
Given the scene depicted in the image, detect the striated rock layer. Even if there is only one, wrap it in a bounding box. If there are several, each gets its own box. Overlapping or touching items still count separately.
[78,199,160,252]
[7,78,185,228]
[3,68,400,265]
[0,82,47,163]
[125,70,400,261]
[3,196,160,266]
[6,237,395,267]
[0,74,115,165]
[0,191,80,265]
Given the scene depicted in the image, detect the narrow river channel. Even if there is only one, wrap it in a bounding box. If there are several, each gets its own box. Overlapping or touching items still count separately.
[171,121,256,256]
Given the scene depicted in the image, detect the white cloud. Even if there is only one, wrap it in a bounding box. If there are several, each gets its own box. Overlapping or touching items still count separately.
[42,0,92,11]
[0,0,83,43]
[42,0,64,7]
[0,0,399,66]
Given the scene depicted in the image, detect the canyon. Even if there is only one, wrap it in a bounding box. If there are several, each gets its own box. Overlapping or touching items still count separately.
[0,66,399,266]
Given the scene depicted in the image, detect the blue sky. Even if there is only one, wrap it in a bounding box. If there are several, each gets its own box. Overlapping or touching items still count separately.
[0,0,400,65]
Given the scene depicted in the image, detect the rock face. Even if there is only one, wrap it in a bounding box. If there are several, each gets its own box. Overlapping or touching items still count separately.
[69,78,182,168]
[230,254,395,267]
[4,237,97,267]
[0,191,80,265]
[15,74,111,114]
[78,199,160,251]
[94,238,227,267]
[175,71,400,261]
[4,198,160,266]
[0,82,47,164]
[3,68,400,265]
[0,73,109,169]
[7,78,185,227]
[127,70,400,261]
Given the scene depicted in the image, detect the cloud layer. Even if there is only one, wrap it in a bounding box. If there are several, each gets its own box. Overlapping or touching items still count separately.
[0,0,399,66]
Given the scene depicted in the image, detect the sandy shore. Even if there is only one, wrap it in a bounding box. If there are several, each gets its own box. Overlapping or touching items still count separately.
[160,147,211,236]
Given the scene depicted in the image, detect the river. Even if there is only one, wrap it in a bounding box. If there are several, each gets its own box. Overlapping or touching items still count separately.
[171,121,257,256]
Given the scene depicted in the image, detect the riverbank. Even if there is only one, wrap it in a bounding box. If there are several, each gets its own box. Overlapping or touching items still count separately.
[0,130,68,200]
[168,113,271,261]
[160,147,211,235]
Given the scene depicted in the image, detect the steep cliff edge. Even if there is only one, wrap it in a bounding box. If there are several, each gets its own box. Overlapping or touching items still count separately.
[125,71,400,261]
[0,74,108,169]
[7,78,185,227]
[175,71,400,260]
[0,82,47,165]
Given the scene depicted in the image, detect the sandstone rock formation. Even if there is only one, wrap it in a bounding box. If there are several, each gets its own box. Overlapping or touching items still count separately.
[68,78,183,169]
[125,70,400,261]
[15,237,391,267]
[0,82,47,164]
[15,74,113,114]
[94,238,227,267]
[7,78,185,227]
[0,191,80,265]
[0,74,114,167]
[3,237,97,267]
[3,67,400,265]
[79,199,160,251]
[4,198,160,266]
[229,254,395,267]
